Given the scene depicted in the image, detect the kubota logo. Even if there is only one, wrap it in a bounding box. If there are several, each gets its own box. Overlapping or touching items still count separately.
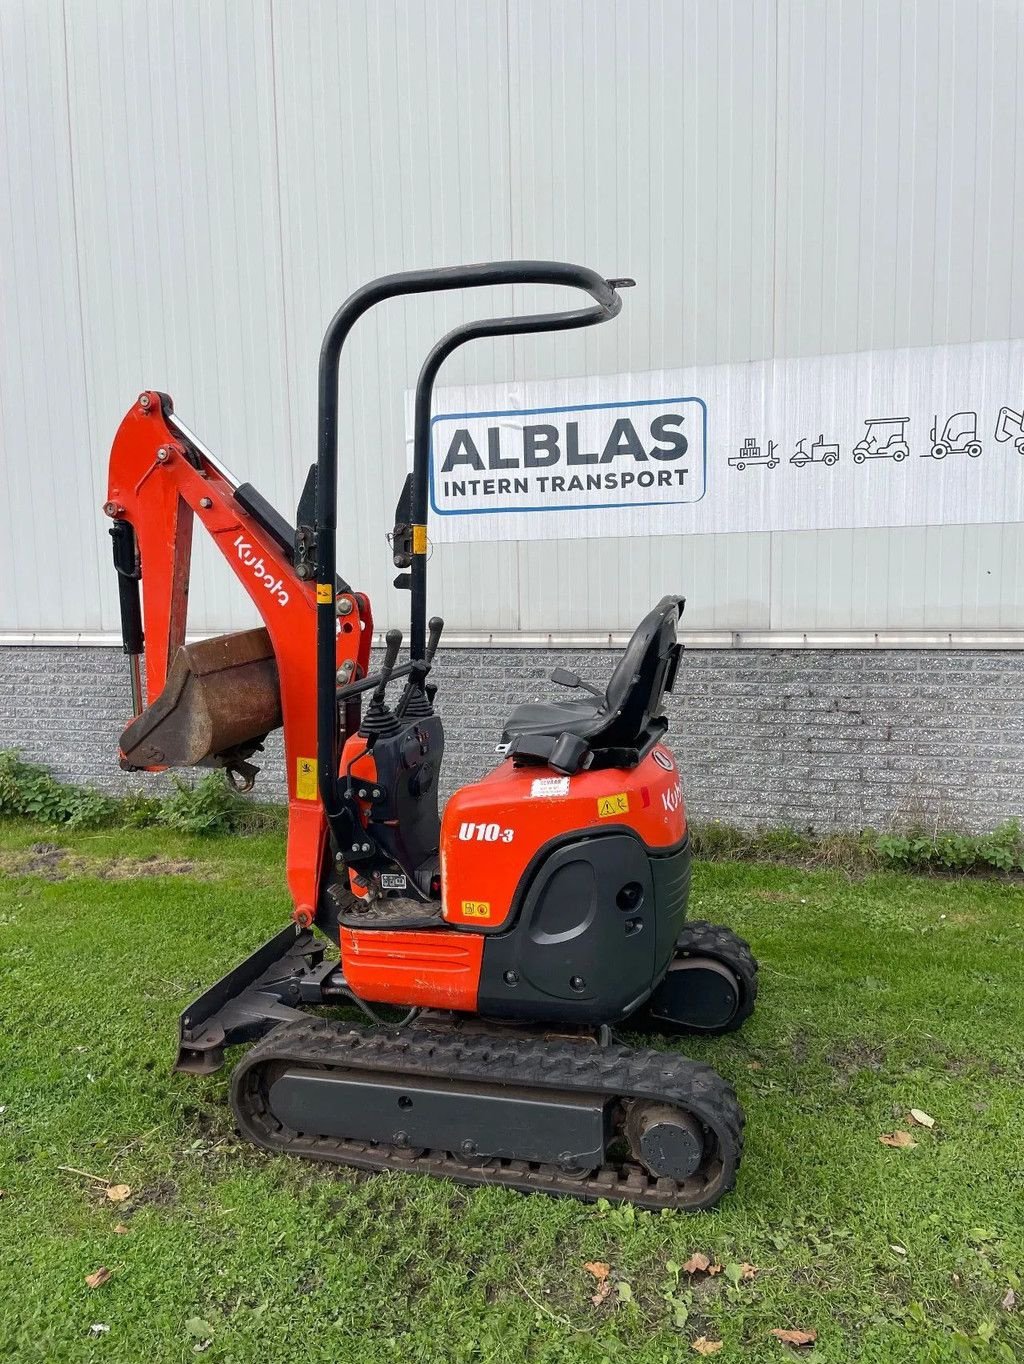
[234,536,289,606]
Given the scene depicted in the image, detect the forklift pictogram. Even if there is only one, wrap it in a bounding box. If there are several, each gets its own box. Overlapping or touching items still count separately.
[926,411,981,460]
[729,437,779,470]
[790,434,839,467]
[994,406,1024,454]
[852,417,909,464]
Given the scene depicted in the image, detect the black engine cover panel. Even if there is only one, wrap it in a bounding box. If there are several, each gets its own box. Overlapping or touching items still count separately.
[478,831,690,1025]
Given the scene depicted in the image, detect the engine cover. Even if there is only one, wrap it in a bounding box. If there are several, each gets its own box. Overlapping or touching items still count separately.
[440,744,687,932]
[476,831,691,1025]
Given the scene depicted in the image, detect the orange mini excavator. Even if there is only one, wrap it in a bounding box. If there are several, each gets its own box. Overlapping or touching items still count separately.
[104,262,757,1210]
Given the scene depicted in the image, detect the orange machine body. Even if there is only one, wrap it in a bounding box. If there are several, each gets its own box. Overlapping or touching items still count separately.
[106,394,687,1022]
[339,743,687,1012]
[440,746,685,930]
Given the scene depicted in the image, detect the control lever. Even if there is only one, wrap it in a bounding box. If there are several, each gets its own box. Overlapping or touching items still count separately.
[425,616,444,664]
[395,616,444,720]
[368,629,403,711]
[357,628,404,746]
[551,666,604,700]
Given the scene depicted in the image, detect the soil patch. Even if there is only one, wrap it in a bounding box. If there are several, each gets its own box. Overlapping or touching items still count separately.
[0,843,209,882]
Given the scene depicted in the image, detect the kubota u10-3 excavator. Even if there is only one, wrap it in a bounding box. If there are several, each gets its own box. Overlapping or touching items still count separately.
[103,262,757,1210]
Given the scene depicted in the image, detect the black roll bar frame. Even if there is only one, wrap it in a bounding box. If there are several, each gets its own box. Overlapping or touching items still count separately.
[314,260,629,820]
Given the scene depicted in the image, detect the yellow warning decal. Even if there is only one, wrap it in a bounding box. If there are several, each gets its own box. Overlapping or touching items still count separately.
[412,524,428,554]
[316,582,333,604]
[461,900,492,919]
[597,792,630,818]
[296,757,318,800]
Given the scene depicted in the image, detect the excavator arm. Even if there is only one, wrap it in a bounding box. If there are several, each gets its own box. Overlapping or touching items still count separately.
[104,390,373,924]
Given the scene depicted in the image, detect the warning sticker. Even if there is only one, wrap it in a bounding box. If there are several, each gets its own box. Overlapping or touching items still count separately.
[461,900,492,919]
[597,792,630,818]
[531,776,570,798]
[296,757,318,800]
[316,583,333,604]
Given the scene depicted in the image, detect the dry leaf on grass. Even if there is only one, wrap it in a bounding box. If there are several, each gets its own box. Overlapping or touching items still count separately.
[682,1252,723,1275]
[584,1262,612,1304]
[692,1337,724,1356]
[879,1131,917,1149]
[590,1279,612,1308]
[113,1224,130,1235]
[85,1267,112,1290]
[105,1184,131,1203]
[770,1327,817,1347]
[908,1108,935,1129]
[1002,1288,1017,1313]
[736,1262,758,1281]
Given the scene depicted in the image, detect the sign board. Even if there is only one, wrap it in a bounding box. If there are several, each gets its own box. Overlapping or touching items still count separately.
[411,338,1024,542]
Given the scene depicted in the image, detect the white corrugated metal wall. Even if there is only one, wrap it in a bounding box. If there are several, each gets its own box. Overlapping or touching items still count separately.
[2,0,1022,640]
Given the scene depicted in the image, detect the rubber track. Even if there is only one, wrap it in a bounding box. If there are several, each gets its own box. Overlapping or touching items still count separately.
[230,1019,744,1211]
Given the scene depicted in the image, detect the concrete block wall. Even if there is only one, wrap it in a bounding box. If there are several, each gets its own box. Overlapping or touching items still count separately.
[1,645,1022,832]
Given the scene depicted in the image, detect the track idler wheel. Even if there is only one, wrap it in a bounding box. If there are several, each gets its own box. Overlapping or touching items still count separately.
[638,921,758,1036]
[624,1101,706,1181]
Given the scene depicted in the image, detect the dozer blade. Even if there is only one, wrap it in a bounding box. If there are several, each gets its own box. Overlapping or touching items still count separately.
[119,627,282,771]
[175,923,333,1075]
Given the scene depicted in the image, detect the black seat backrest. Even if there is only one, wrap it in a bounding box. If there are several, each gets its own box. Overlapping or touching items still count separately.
[594,595,683,749]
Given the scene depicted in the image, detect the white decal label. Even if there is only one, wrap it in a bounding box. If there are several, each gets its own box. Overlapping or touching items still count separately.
[234,535,289,605]
[530,777,570,798]
[380,872,407,890]
[457,821,515,843]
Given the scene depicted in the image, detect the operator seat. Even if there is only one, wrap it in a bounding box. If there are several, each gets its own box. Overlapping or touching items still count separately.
[501,596,684,772]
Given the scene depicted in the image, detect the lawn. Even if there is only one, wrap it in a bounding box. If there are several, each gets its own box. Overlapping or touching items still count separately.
[0,821,1022,1363]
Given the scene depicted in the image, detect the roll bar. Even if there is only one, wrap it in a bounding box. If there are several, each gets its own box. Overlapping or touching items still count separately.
[315,260,630,816]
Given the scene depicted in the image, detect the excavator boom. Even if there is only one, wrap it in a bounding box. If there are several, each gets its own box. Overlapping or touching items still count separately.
[104,392,373,922]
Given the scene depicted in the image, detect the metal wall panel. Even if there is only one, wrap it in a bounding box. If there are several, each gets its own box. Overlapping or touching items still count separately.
[0,0,101,632]
[0,0,1022,638]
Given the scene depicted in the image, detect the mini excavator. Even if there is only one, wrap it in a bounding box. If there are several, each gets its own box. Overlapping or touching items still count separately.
[104,262,757,1210]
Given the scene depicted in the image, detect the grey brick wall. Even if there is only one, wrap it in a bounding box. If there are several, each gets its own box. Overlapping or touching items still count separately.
[1,645,1022,832]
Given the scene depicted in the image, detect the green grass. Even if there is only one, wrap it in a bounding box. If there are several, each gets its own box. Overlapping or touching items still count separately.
[0,821,1022,1363]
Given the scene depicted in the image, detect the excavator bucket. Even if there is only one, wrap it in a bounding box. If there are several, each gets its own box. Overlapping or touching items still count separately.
[119,627,282,772]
